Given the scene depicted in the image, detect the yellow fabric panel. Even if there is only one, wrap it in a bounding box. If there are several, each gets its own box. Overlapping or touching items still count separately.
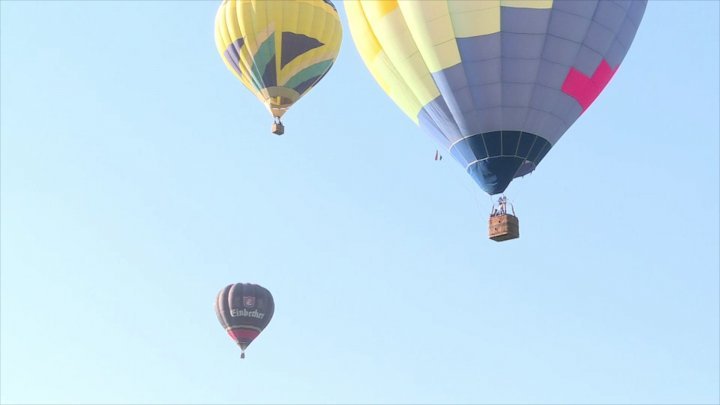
[239,0,274,100]
[216,1,262,101]
[358,2,440,108]
[501,0,553,9]
[215,0,273,101]
[375,0,399,18]
[344,1,386,90]
[344,1,383,61]
[345,0,424,122]
[447,0,501,38]
[397,1,460,72]
[445,0,553,38]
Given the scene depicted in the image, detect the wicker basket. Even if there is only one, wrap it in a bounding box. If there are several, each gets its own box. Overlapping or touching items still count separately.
[271,122,285,135]
[488,214,519,241]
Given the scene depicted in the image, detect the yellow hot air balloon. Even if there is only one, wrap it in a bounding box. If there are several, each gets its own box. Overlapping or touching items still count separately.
[215,0,342,135]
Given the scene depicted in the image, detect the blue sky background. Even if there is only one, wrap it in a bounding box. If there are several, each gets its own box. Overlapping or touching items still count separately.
[1,1,718,404]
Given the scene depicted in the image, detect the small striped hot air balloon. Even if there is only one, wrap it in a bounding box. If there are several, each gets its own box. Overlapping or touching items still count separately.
[215,283,275,359]
[215,0,343,135]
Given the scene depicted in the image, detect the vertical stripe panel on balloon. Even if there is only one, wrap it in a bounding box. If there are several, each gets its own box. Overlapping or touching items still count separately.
[531,1,599,145]
[500,7,550,133]
[345,1,426,125]
[282,1,322,89]
[364,1,441,114]
[400,1,467,144]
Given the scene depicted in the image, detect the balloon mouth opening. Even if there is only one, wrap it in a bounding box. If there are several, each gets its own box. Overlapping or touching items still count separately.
[263,87,299,118]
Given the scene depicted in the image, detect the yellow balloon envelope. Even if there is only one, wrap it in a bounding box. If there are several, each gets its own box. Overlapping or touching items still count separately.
[215,0,342,132]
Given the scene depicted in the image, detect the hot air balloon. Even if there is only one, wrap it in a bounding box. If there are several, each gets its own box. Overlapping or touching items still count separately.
[215,0,343,135]
[345,0,646,240]
[215,283,275,359]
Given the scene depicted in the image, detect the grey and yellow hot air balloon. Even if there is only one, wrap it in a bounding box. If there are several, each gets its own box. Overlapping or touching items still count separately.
[215,0,342,135]
[345,0,647,240]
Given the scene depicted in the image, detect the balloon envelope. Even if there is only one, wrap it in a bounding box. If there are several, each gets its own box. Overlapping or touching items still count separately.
[215,0,342,119]
[215,283,275,356]
[345,0,647,194]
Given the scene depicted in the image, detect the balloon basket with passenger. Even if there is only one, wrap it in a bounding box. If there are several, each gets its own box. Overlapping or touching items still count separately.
[488,195,519,242]
[271,117,284,135]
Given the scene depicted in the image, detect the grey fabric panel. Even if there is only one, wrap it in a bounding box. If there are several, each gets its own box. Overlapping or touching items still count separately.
[551,95,583,130]
[502,83,534,106]
[457,110,483,134]
[602,2,645,68]
[529,8,581,142]
[529,85,563,112]
[551,115,572,144]
[477,107,504,133]
[552,0,598,18]
[446,109,494,136]
[500,9,550,132]
[584,21,617,55]
[523,109,568,145]
[531,111,568,144]
[594,1,627,32]
[502,107,529,129]
[451,86,475,113]
[535,60,570,88]
[502,7,550,34]
[604,10,641,67]
[457,34,500,62]
[443,87,474,132]
[615,14,640,49]
[548,9,593,40]
[448,88,478,135]
[434,12,496,137]
[425,98,462,140]
[543,35,582,65]
[418,106,460,144]
[605,39,629,69]
[452,110,482,135]
[627,1,648,27]
[471,83,502,109]
[574,45,604,76]
[502,32,546,59]
[502,58,540,83]
[437,63,470,90]
[431,64,472,134]
[525,2,595,144]
[465,59,501,86]
[612,0,632,11]
[521,110,545,139]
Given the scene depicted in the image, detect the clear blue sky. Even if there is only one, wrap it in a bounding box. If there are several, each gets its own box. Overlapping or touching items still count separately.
[1,1,718,404]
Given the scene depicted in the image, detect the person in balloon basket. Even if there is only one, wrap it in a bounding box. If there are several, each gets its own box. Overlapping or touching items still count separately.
[491,196,508,217]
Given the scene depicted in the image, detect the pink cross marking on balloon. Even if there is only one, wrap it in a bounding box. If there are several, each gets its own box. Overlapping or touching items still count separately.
[561,59,618,112]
